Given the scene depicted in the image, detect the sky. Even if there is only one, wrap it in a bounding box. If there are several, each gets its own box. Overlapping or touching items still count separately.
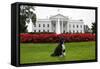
[33,6,95,28]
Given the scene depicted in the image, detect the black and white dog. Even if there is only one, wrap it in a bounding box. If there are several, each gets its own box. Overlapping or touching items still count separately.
[51,36,66,57]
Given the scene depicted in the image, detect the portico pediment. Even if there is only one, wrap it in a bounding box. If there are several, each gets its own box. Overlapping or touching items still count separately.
[49,14,68,20]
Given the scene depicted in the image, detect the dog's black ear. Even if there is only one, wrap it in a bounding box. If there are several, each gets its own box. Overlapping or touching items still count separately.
[63,50,65,52]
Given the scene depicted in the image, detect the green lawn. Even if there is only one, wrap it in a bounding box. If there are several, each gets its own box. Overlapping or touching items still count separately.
[20,41,96,64]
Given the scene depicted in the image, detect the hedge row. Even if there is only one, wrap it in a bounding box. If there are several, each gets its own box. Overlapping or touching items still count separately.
[20,33,95,43]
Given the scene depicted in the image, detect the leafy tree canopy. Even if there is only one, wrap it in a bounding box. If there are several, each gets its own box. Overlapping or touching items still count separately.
[91,22,96,34]
[20,5,36,33]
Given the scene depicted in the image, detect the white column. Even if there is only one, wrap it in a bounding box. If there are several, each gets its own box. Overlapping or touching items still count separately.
[56,18,60,34]
[82,25,84,33]
[66,22,68,33]
[62,21,63,33]
[56,21,57,33]
[65,22,67,33]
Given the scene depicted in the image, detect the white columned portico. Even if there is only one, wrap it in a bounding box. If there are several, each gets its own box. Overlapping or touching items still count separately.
[56,18,61,34]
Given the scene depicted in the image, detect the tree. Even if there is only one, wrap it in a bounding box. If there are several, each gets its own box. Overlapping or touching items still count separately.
[84,25,90,33]
[20,5,36,33]
[91,22,96,34]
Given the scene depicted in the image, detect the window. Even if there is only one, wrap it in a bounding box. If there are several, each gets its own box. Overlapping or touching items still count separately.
[73,30,75,33]
[51,20,56,24]
[69,30,71,33]
[77,25,78,28]
[54,24,55,27]
[77,30,79,33]
[39,24,41,27]
[73,25,75,28]
[48,30,49,32]
[34,30,36,32]
[63,30,65,33]
[80,30,82,33]
[43,24,45,27]
[63,24,66,28]
[54,30,55,32]
[43,30,45,32]
[80,25,82,28]
[39,30,40,32]
[47,24,49,27]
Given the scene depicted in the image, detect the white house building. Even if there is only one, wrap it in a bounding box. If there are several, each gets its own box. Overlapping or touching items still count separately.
[27,14,84,34]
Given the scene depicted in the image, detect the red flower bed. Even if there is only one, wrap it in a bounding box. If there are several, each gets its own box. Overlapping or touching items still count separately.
[20,33,95,43]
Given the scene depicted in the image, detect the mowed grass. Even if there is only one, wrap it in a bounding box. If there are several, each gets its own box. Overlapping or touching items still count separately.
[20,41,96,64]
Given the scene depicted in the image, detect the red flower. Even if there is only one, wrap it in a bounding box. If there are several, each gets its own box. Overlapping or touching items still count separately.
[20,33,96,43]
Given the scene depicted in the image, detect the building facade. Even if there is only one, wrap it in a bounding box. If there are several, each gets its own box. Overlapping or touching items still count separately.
[27,14,84,34]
